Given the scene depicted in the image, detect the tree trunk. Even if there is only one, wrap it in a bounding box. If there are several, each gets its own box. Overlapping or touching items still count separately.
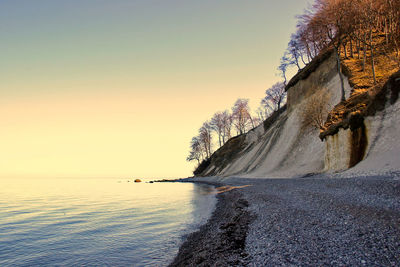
[282,73,287,87]
[363,33,367,72]
[210,133,212,155]
[394,38,400,61]
[295,58,301,70]
[335,46,346,102]
[204,144,209,159]
[385,19,389,46]
[350,39,354,58]
[371,46,376,84]
[370,30,377,84]
[300,53,307,65]
[313,42,318,58]
[250,117,255,129]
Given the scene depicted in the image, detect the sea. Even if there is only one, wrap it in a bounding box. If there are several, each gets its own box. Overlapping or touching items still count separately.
[0,178,217,266]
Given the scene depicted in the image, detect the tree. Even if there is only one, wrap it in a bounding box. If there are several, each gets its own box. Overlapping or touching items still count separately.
[287,34,303,70]
[199,122,213,158]
[221,110,233,141]
[186,136,203,165]
[354,0,378,83]
[261,82,287,114]
[299,89,331,130]
[282,0,400,102]
[313,0,353,101]
[250,116,262,128]
[210,112,225,148]
[278,53,290,86]
[231,99,252,135]
[256,105,266,122]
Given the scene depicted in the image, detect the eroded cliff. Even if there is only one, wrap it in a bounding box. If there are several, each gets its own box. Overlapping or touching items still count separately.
[195,50,400,178]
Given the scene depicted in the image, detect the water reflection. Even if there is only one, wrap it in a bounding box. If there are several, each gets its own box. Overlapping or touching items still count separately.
[0,178,216,266]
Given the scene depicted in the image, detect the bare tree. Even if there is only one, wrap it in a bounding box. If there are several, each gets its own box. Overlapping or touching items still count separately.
[261,82,287,114]
[186,136,203,165]
[355,0,378,84]
[199,122,213,158]
[299,89,332,131]
[278,53,291,86]
[256,105,266,122]
[221,110,233,142]
[210,112,225,148]
[289,0,400,95]
[251,116,262,128]
[287,34,303,70]
[231,99,252,135]
[314,0,354,101]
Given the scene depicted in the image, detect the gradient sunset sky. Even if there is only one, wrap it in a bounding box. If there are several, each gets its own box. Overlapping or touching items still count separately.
[0,0,310,179]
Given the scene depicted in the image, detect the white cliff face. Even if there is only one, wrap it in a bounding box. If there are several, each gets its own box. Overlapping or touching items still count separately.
[201,52,399,178]
[324,128,353,172]
[287,53,352,113]
[339,94,400,177]
[202,53,353,178]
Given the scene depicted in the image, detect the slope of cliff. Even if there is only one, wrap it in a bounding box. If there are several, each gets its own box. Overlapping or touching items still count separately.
[195,49,400,178]
[196,51,352,178]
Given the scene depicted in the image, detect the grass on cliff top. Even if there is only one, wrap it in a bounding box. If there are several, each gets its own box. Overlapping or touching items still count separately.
[321,34,400,136]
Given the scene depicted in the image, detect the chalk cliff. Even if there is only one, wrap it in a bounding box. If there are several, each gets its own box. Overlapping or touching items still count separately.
[195,51,400,178]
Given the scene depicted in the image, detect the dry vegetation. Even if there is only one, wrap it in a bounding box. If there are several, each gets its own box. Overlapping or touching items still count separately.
[321,33,400,139]
[300,89,332,131]
[279,0,400,139]
[281,0,400,139]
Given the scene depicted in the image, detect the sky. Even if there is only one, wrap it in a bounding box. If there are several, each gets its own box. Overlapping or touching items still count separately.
[0,0,311,179]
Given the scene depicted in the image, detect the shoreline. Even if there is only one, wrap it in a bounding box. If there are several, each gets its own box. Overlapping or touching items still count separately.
[168,179,254,267]
[169,174,400,266]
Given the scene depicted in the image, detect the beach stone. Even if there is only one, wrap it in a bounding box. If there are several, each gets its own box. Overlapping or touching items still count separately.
[172,175,400,266]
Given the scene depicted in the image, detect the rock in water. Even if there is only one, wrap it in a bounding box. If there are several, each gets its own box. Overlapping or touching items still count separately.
[134,179,142,183]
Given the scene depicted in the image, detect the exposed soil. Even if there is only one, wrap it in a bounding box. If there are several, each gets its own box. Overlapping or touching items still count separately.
[320,34,400,141]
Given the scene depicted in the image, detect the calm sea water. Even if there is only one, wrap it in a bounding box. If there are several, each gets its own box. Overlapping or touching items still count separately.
[0,178,216,266]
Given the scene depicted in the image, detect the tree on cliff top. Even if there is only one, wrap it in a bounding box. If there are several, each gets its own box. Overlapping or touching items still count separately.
[222,110,233,142]
[210,110,233,148]
[287,0,400,97]
[199,122,213,159]
[210,112,226,148]
[303,0,353,101]
[186,137,203,165]
[261,82,287,115]
[232,99,252,135]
